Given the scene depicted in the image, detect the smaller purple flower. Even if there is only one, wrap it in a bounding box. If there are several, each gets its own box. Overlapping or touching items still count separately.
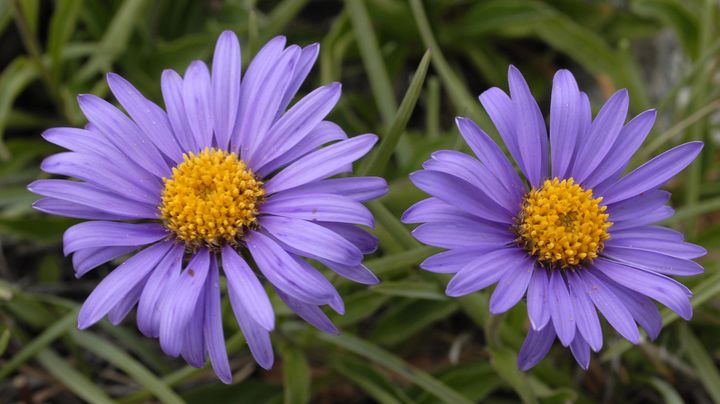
[403,66,704,370]
[30,31,387,383]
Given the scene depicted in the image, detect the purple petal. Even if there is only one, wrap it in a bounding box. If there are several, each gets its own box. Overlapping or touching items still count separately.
[446,248,525,297]
[276,289,338,335]
[609,205,674,231]
[421,248,493,274]
[73,245,138,277]
[582,110,656,188]
[489,255,535,314]
[159,249,211,357]
[227,279,274,369]
[507,65,548,187]
[600,277,663,340]
[264,134,377,194]
[33,198,136,221]
[183,61,214,148]
[262,192,373,227]
[204,258,232,383]
[252,83,342,168]
[526,267,550,330]
[260,216,363,266]
[319,260,379,285]
[181,287,206,368]
[566,270,603,351]
[29,179,158,219]
[63,221,167,256]
[318,222,378,254]
[246,231,335,305]
[602,142,703,204]
[572,89,629,183]
[107,278,146,325]
[455,117,525,198]
[549,70,581,179]
[594,258,692,320]
[106,73,184,161]
[605,238,706,260]
[478,87,525,176]
[402,197,480,224]
[222,246,274,331]
[136,244,184,337]
[611,225,684,242]
[607,190,670,223]
[518,325,556,371]
[212,31,241,150]
[578,269,640,344]
[277,176,387,203]
[77,241,173,329]
[161,69,197,152]
[569,334,591,370]
[548,270,576,346]
[409,170,514,224]
[42,127,114,156]
[278,43,320,115]
[411,222,512,249]
[602,246,703,276]
[77,94,169,178]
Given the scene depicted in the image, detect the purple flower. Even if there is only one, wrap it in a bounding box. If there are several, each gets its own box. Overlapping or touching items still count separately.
[403,66,704,370]
[29,31,387,383]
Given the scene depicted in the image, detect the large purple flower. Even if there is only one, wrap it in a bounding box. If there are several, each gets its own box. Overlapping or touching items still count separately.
[29,31,387,383]
[403,66,704,370]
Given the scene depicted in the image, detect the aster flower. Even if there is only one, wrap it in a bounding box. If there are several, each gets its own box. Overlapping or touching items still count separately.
[29,31,387,383]
[403,66,704,370]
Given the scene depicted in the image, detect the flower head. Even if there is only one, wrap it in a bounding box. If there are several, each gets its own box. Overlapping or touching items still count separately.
[30,31,387,383]
[403,66,704,370]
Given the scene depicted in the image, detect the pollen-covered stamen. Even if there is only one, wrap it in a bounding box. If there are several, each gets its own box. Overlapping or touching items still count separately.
[516,177,612,268]
[160,148,264,248]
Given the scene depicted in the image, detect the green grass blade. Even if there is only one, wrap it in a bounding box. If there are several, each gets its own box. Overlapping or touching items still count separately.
[281,344,311,404]
[680,323,720,402]
[36,349,115,404]
[47,0,82,81]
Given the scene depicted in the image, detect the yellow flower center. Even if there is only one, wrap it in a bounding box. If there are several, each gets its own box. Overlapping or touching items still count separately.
[160,148,264,248]
[517,177,612,268]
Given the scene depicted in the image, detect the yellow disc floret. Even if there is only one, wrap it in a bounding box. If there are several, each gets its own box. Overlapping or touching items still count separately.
[517,177,612,268]
[160,148,264,248]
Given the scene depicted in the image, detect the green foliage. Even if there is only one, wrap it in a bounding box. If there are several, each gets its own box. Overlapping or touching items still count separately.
[0,0,719,402]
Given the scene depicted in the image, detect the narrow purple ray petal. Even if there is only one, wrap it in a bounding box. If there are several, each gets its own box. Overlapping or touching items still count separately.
[508,65,548,187]
[63,221,167,256]
[602,142,703,204]
[599,277,663,340]
[569,334,591,370]
[549,270,576,346]
[578,269,640,344]
[409,170,514,224]
[446,248,525,297]
[77,94,169,177]
[159,249,211,357]
[73,245,138,278]
[478,87,525,176]
[421,247,497,274]
[212,31,241,150]
[107,73,184,161]
[41,152,160,204]
[227,281,274,369]
[603,246,703,276]
[253,83,342,168]
[526,267,550,330]
[607,190,670,222]
[181,288,206,368]
[33,198,136,221]
[319,260,379,285]
[257,121,348,176]
[594,258,692,319]
[136,244,184,337]
[262,192,373,227]
[489,255,534,314]
[566,270,603,351]
[278,43,320,114]
[42,127,115,156]
[318,222,378,254]
[29,180,158,220]
[161,69,197,152]
[264,134,377,194]
[276,289,339,335]
[455,117,525,198]
[518,325,556,371]
[77,241,173,329]
[107,277,146,325]
[605,238,706,260]
[204,257,232,383]
[277,177,387,203]
[246,231,335,305]
[582,109,656,188]
[402,198,481,224]
[411,222,513,249]
[260,216,363,266]
[183,61,214,148]
[609,205,674,231]
[572,89,629,183]
[549,70,581,179]
[611,225,684,242]
[222,246,274,331]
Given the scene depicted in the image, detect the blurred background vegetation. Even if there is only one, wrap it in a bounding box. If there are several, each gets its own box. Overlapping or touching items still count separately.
[0,0,719,402]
